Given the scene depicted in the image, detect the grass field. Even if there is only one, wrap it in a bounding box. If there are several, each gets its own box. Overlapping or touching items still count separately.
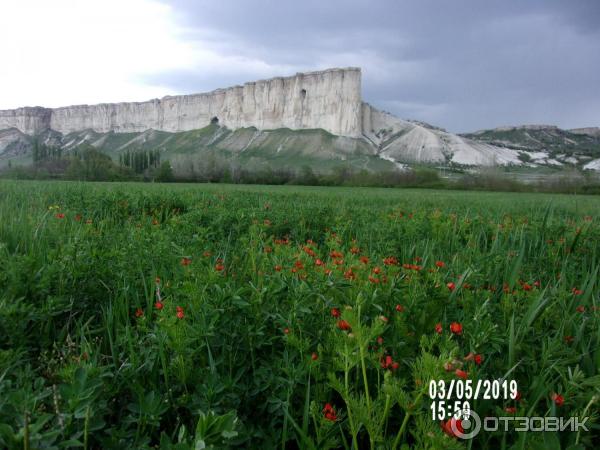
[0,180,598,449]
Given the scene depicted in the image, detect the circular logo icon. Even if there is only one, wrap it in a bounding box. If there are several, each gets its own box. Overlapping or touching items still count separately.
[451,409,481,439]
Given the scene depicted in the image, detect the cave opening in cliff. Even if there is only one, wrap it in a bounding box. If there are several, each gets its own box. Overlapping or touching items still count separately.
[211,116,219,125]
[300,89,307,99]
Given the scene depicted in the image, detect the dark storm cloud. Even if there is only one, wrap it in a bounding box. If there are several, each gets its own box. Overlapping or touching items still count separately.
[149,0,600,132]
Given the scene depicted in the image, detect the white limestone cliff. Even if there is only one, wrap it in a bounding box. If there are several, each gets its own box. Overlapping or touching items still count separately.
[0,68,363,138]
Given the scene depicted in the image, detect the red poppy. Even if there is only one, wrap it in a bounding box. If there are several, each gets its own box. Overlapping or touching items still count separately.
[391,362,399,370]
[572,288,583,295]
[135,308,144,318]
[576,305,585,313]
[203,251,212,257]
[359,256,369,264]
[441,417,464,438]
[337,320,351,331]
[383,257,398,266]
[379,315,389,323]
[369,276,379,284]
[180,257,192,266]
[455,369,468,379]
[350,247,360,254]
[283,327,290,334]
[435,322,443,334]
[447,282,456,291]
[74,214,82,221]
[264,246,273,254]
[372,267,382,274]
[551,393,564,407]
[377,336,384,345]
[435,261,445,268]
[55,213,65,219]
[522,283,532,291]
[215,264,225,271]
[274,265,282,272]
[330,250,343,258]
[315,259,324,266]
[176,308,185,319]
[450,322,463,335]
[311,352,318,361]
[331,307,341,318]
[395,304,404,312]
[381,355,393,369]
[323,403,338,422]
[155,301,164,310]
[344,269,356,280]
[474,354,483,365]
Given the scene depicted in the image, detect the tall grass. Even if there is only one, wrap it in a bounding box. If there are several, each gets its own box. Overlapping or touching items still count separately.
[0,180,598,449]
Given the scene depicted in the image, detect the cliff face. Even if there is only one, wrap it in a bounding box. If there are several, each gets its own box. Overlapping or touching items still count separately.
[0,68,363,137]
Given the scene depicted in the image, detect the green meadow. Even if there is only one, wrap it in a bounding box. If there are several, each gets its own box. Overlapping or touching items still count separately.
[0,180,598,449]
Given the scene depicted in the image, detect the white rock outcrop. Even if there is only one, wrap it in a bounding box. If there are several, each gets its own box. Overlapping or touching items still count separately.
[0,68,363,137]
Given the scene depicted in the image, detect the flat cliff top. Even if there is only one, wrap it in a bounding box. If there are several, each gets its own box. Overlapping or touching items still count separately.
[1,67,361,112]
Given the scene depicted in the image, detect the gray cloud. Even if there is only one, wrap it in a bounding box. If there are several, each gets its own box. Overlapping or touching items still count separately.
[147,0,600,132]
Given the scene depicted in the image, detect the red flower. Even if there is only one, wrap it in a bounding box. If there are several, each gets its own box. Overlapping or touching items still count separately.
[55,213,65,219]
[441,417,464,438]
[177,310,185,319]
[155,301,164,310]
[369,276,380,284]
[377,336,384,345]
[215,264,225,271]
[135,308,144,318]
[383,256,398,266]
[446,282,456,291]
[311,352,318,361]
[372,266,381,274]
[450,322,463,335]
[331,307,341,318]
[323,403,338,422]
[294,260,304,269]
[283,327,290,335]
[330,250,343,258]
[522,283,532,291]
[551,393,564,407]
[264,246,273,254]
[315,259,324,266]
[474,354,483,365]
[74,214,82,221]
[337,320,351,331]
[180,257,192,266]
[274,265,282,272]
[455,369,468,379]
[435,322,443,334]
[344,269,356,280]
[564,335,574,344]
[359,256,369,264]
[350,247,360,254]
[381,355,393,369]
[572,288,583,295]
[379,315,389,323]
[576,305,585,313]
[435,261,445,268]
[395,304,404,312]
[391,362,399,370]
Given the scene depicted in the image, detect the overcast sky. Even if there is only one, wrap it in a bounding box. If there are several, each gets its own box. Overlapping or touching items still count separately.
[0,0,599,133]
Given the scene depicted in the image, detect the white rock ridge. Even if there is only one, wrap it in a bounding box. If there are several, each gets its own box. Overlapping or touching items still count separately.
[0,68,363,137]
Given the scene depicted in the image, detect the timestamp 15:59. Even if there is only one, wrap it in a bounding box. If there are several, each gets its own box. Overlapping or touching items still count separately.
[430,400,471,421]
